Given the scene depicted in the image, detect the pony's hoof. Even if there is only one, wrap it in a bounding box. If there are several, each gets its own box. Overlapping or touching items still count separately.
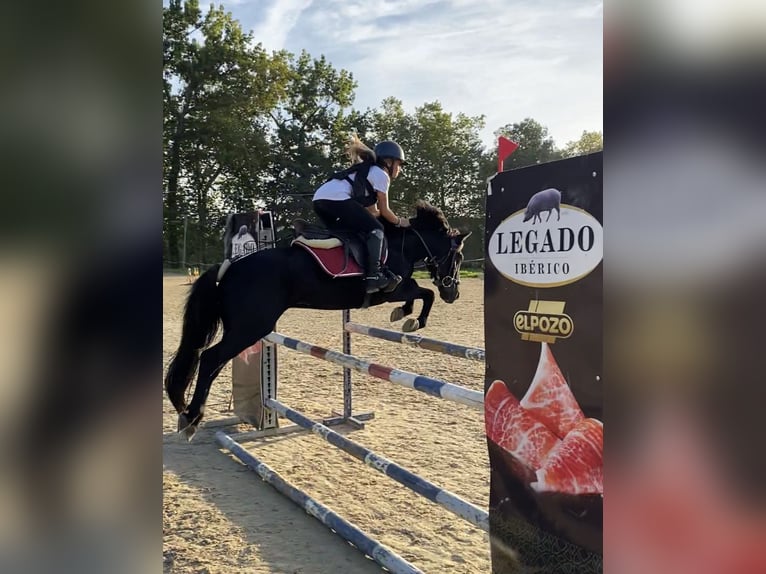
[177,413,199,442]
[402,318,420,332]
[390,307,405,322]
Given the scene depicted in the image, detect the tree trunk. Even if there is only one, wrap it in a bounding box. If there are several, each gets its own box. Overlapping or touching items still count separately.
[196,164,222,263]
[164,87,192,267]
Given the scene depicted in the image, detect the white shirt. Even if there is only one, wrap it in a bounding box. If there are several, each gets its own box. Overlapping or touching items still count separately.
[313,164,390,201]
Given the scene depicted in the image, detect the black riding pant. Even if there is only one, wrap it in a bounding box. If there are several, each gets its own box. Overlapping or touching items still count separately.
[313,199,383,236]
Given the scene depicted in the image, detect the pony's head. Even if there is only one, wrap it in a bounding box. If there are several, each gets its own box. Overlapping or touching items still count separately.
[408,201,471,303]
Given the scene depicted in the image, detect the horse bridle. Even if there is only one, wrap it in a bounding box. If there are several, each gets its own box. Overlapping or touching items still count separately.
[409,228,462,289]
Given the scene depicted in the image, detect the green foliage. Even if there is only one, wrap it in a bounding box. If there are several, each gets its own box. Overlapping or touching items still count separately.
[562,130,603,157]
[163,0,290,263]
[493,118,563,169]
[264,50,359,231]
[367,99,486,219]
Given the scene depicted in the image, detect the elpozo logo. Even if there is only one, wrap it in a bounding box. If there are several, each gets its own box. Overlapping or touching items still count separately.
[488,188,603,288]
[514,300,573,343]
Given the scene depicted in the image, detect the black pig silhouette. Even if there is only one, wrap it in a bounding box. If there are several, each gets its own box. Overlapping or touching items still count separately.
[523,188,561,224]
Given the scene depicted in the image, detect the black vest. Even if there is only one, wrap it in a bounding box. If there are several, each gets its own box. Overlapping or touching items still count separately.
[327,160,378,207]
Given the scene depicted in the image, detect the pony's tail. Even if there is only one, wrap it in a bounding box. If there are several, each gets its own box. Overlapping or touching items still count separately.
[165,264,221,413]
[346,133,376,164]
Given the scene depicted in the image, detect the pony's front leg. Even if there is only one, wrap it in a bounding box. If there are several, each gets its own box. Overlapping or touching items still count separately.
[387,279,434,332]
[390,299,415,322]
[407,287,435,332]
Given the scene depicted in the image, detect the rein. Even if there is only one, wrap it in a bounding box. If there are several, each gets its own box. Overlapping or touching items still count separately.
[406,227,461,288]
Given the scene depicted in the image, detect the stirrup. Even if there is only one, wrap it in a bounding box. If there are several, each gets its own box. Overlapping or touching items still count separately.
[381,269,402,293]
[365,272,394,294]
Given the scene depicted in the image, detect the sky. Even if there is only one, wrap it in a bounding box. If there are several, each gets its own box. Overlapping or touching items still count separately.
[214,0,603,150]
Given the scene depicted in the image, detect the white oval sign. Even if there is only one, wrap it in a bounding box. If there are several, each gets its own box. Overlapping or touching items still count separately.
[488,204,603,287]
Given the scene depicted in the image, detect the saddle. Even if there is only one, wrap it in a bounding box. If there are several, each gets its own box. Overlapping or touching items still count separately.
[291,219,387,278]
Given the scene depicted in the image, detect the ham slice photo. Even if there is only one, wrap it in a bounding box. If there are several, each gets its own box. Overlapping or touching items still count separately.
[485,380,560,470]
[532,418,603,495]
[485,344,603,496]
[520,342,585,438]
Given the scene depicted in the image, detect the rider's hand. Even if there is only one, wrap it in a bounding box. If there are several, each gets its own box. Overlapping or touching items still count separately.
[398,217,411,228]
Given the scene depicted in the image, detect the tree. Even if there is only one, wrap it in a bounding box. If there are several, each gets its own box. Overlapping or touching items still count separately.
[363,99,487,262]
[411,102,486,219]
[364,98,416,211]
[162,0,288,265]
[367,99,486,218]
[493,118,562,170]
[264,50,358,231]
[562,130,603,157]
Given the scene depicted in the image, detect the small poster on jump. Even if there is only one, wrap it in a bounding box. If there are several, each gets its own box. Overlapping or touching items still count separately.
[223,210,278,428]
[484,152,603,573]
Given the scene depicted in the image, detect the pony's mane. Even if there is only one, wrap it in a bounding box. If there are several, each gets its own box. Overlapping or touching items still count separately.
[411,200,454,233]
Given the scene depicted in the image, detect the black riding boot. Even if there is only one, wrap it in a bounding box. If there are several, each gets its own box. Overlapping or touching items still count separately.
[365,231,401,294]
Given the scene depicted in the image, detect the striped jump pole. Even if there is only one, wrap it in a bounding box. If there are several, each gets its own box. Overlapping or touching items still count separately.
[266,398,490,531]
[264,332,484,410]
[216,431,424,574]
[344,322,485,362]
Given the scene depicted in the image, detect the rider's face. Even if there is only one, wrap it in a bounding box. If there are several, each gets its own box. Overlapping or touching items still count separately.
[390,160,403,179]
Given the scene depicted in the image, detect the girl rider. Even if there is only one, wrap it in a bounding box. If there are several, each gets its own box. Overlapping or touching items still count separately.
[312,136,410,294]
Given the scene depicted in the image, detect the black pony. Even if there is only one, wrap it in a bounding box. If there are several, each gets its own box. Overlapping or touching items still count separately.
[165,201,470,439]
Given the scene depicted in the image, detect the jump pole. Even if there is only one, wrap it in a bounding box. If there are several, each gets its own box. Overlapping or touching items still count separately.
[343,321,485,362]
[216,431,424,574]
[263,332,484,410]
[265,398,490,531]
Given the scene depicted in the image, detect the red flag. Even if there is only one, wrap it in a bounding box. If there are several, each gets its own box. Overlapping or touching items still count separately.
[497,136,519,172]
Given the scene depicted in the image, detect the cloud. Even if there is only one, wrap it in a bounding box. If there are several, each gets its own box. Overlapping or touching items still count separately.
[248,0,315,52]
[227,0,602,147]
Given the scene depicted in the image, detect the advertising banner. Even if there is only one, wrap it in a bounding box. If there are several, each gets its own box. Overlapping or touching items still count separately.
[484,153,603,573]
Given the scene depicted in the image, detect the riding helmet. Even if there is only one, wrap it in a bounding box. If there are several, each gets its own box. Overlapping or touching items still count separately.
[374,140,406,165]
